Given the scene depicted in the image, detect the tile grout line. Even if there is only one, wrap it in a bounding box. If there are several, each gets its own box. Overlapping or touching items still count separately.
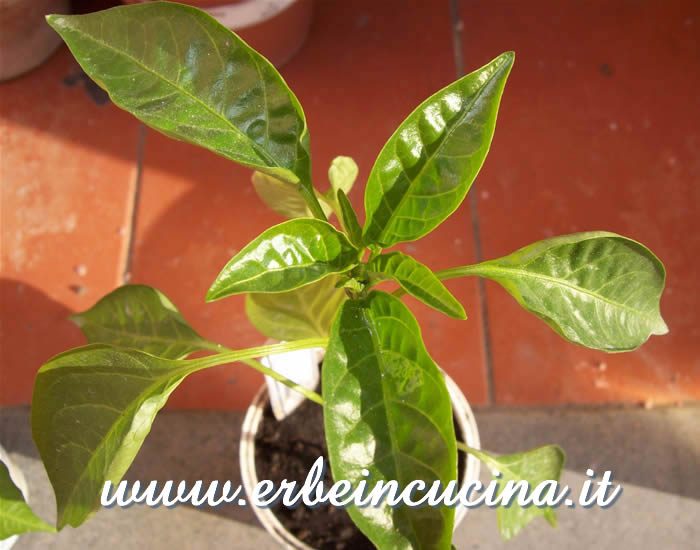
[448,0,496,406]
[122,123,147,284]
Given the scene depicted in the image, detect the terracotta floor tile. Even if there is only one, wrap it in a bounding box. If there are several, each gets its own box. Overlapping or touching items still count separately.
[129,0,489,409]
[457,0,700,404]
[5,1,695,411]
[0,47,141,405]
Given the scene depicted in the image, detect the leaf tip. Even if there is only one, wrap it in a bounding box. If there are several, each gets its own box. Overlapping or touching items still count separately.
[544,508,558,528]
[452,305,467,321]
[45,14,67,31]
[490,51,515,72]
[206,281,232,303]
[654,315,670,336]
[498,520,516,541]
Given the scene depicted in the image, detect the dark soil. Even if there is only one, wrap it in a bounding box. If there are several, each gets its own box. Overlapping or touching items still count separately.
[254,383,467,550]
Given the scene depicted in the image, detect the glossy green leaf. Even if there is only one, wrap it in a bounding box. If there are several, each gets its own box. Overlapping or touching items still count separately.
[0,460,55,538]
[46,4,316,200]
[467,445,565,540]
[32,345,196,528]
[449,232,668,351]
[207,219,360,300]
[328,156,359,197]
[32,341,298,529]
[70,284,216,359]
[323,291,457,550]
[336,189,363,247]
[245,275,346,340]
[369,252,466,319]
[363,52,514,247]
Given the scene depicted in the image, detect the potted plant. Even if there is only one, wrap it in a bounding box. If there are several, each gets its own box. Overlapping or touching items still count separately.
[1,2,668,548]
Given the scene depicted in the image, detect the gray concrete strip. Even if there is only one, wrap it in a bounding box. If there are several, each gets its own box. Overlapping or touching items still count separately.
[2,405,698,549]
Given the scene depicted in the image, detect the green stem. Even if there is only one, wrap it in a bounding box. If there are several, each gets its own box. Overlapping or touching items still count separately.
[199,340,234,353]
[299,183,329,222]
[368,247,383,262]
[456,440,487,461]
[196,338,327,405]
[241,357,323,405]
[392,264,483,299]
[456,441,516,478]
[434,265,483,281]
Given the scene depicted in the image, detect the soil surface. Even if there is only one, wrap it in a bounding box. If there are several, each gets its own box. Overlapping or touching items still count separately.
[254,383,466,549]
[255,390,374,549]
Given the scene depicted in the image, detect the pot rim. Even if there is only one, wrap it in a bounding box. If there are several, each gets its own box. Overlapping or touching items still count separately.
[239,370,481,549]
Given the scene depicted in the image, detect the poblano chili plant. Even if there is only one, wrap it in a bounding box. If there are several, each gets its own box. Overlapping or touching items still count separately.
[0,2,668,549]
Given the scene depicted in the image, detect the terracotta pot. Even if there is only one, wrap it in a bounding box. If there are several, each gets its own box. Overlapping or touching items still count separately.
[239,370,481,549]
[123,0,314,68]
[0,0,71,81]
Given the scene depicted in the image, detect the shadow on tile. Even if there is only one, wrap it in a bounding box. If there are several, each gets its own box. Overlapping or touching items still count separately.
[0,279,82,406]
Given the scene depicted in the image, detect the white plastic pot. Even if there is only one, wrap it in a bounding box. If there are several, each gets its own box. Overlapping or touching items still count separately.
[239,369,481,549]
[0,444,29,550]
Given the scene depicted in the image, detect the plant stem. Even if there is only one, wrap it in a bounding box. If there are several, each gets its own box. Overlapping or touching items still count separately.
[456,440,512,478]
[434,265,483,281]
[392,264,484,299]
[456,441,526,482]
[196,338,327,405]
[299,183,329,222]
[201,343,491,457]
[456,440,487,461]
[240,357,323,405]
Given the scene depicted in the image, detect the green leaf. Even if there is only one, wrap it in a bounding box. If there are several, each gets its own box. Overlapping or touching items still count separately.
[0,460,55,538]
[323,291,457,550]
[251,171,334,220]
[466,445,565,540]
[245,275,346,340]
[32,341,301,529]
[328,156,359,197]
[32,345,195,528]
[451,232,668,351]
[368,252,466,319]
[337,276,366,294]
[251,171,312,219]
[46,4,314,195]
[207,219,360,300]
[336,189,363,247]
[70,284,216,359]
[316,156,360,223]
[363,52,514,247]
[315,191,337,219]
